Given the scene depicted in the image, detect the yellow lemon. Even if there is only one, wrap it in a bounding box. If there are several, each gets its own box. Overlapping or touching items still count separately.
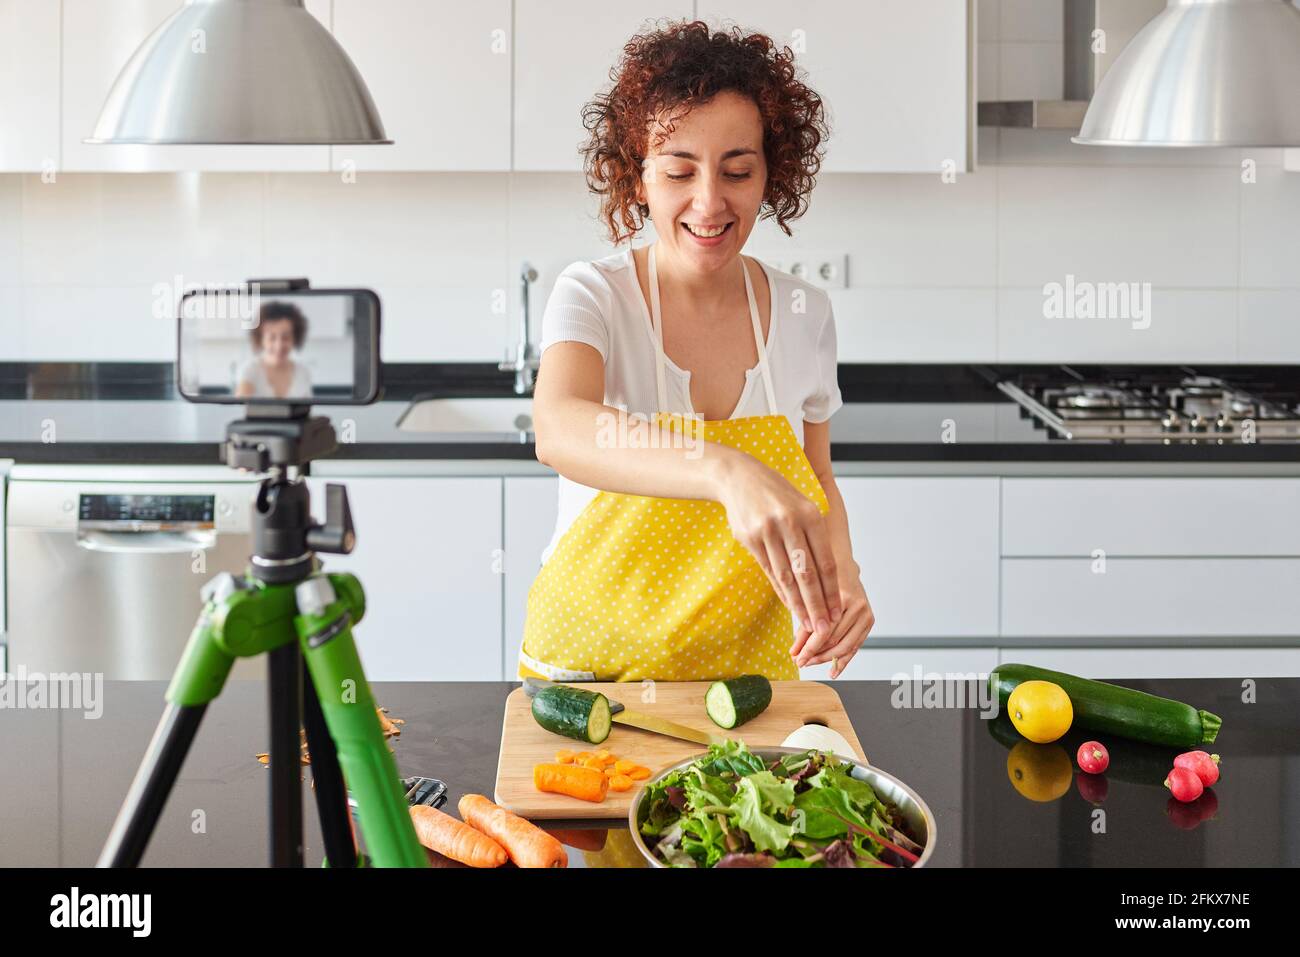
[1006,742,1073,802]
[1007,680,1073,743]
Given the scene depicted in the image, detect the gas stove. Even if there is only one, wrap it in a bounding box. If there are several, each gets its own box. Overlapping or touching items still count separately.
[997,366,1300,443]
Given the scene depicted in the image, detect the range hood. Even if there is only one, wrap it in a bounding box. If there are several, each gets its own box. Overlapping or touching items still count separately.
[978,0,1165,130]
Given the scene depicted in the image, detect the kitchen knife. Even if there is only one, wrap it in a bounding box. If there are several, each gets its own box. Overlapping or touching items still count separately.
[522,677,726,746]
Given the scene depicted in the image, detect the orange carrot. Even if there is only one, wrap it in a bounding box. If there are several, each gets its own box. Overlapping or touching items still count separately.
[534,762,609,803]
[627,765,651,780]
[608,774,634,792]
[409,806,507,867]
[555,749,576,764]
[614,758,636,774]
[458,794,568,869]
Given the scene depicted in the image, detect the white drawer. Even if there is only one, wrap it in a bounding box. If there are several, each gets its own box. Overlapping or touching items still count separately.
[1002,478,1300,557]
[1001,557,1300,637]
[998,647,1300,680]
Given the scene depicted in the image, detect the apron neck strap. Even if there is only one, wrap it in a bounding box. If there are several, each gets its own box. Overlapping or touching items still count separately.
[648,243,778,417]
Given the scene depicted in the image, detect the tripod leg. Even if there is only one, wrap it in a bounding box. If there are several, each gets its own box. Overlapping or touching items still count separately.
[268,642,304,867]
[296,574,426,867]
[97,703,207,867]
[302,658,359,867]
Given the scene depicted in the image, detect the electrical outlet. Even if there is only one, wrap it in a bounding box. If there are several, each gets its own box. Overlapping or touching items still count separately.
[755,250,849,289]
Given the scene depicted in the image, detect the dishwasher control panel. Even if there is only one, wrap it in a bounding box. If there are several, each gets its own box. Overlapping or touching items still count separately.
[79,493,215,530]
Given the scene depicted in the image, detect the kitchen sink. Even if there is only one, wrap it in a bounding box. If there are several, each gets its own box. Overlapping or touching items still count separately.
[397,396,534,434]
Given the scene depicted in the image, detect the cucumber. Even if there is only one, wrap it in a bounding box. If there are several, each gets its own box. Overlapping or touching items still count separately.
[990,663,1221,748]
[531,685,612,744]
[705,675,773,729]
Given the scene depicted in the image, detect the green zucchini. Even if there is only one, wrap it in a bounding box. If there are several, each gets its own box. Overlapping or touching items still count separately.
[990,663,1221,748]
[531,685,612,744]
[705,675,773,729]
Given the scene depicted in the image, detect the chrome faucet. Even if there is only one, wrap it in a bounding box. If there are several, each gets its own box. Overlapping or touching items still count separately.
[499,261,541,395]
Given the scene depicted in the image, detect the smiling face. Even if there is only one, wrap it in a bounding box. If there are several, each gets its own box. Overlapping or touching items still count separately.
[258,318,296,366]
[637,89,767,277]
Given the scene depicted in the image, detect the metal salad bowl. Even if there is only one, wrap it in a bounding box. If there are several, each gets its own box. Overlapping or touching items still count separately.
[628,745,937,868]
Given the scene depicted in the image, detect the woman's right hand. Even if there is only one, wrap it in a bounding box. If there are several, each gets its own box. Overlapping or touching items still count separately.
[712,450,842,644]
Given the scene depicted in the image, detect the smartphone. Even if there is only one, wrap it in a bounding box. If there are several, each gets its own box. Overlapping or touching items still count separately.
[177,284,380,405]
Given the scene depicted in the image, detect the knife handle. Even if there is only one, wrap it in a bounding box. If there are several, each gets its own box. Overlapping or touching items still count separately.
[521,676,625,714]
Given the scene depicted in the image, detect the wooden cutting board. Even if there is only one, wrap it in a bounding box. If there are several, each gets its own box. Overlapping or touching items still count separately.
[494,681,866,820]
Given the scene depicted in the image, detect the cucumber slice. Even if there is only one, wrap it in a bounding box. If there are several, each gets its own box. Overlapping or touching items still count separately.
[531,686,612,744]
[705,675,773,729]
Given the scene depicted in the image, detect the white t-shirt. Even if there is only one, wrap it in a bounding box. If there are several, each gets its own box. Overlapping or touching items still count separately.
[537,246,843,564]
[236,357,313,400]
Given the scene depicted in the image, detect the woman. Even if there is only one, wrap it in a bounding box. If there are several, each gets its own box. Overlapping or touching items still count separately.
[522,20,873,683]
[235,300,313,400]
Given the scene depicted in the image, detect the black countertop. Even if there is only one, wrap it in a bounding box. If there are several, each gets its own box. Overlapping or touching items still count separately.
[1,362,1298,465]
[2,677,1294,867]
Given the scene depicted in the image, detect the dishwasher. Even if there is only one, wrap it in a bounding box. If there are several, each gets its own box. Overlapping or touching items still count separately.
[4,469,261,680]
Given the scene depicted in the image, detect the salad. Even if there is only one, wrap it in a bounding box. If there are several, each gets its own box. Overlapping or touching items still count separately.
[637,740,925,868]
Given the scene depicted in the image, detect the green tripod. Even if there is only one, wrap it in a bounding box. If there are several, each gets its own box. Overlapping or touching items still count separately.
[98,408,427,868]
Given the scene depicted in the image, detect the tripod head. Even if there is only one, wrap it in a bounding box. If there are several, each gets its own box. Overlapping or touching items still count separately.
[225,404,355,584]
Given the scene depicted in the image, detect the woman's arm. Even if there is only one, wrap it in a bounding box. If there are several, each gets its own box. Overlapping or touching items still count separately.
[533,341,842,640]
[789,419,875,678]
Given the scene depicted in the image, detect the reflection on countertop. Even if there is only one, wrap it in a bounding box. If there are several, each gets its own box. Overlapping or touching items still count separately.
[0,678,1294,867]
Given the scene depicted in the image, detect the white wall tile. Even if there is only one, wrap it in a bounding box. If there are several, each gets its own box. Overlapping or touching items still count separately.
[758,171,997,288]
[1239,290,1300,363]
[976,42,1000,100]
[997,287,1238,363]
[999,0,1062,43]
[1241,163,1300,288]
[20,285,166,360]
[997,165,1239,289]
[0,174,20,286]
[998,42,1062,101]
[976,0,1001,42]
[20,173,265,287]
[831,287,997,362]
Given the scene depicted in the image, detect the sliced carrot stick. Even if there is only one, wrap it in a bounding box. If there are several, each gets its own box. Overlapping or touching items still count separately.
[409,806,507,868]
[608,774,634,792]
[627,765,652,781]
[555,749,576,764]
[614,758,636,774]
[534,762,609,803]
[458,794,568,869]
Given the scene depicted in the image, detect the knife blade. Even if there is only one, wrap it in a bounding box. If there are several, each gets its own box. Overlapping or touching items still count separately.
[521,677,725,746]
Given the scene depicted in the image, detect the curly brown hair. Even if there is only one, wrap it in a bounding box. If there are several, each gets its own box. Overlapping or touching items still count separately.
[580,19,828,245]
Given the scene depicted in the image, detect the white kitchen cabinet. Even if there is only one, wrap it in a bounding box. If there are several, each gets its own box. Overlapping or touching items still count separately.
[503,476,559,679]
[998,647,1300,680]
[698,0,971,173]
[513,0,693,171]
[0,0,60,172]
[837,477,1000,637]
[1002,478,1300,557]
[61,0,332,172]
[331,0,511,172]
[307,476,503,681]
[1001,557,1300,638]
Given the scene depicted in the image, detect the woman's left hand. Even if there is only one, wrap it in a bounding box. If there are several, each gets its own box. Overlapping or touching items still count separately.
[790,577,875,678]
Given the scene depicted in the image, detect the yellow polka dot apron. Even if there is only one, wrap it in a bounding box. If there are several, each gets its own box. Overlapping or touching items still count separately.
[519,244,829,682]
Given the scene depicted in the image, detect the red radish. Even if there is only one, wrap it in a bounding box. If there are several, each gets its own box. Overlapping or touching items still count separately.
[1076,772,1108,805]
[1164,766,1204,802]
[1076,740,1109,774]
[1173,750,1220,787]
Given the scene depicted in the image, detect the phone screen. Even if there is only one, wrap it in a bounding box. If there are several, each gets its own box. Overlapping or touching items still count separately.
[177,288,378,404]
